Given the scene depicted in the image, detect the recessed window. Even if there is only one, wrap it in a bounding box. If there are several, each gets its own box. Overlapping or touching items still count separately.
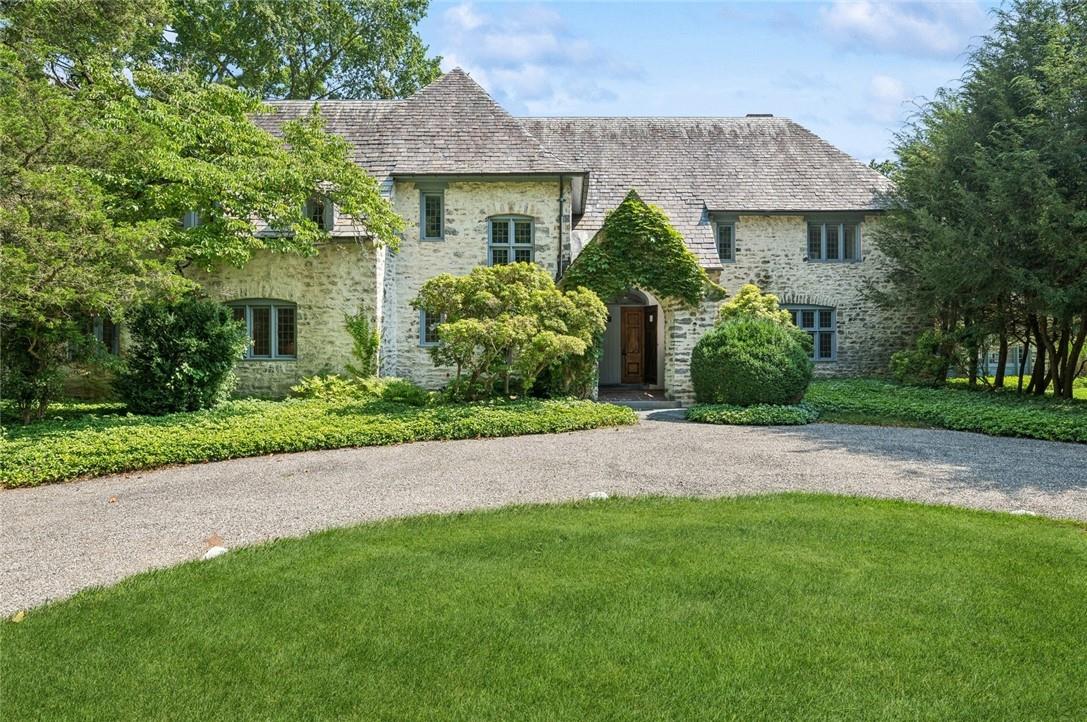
[421,191,443,240]
[807,221,860,262]
[716,222,735,263]
[787,305,836,361]
[182,211,202,229]
[229,301,297,359]
[304,197,331,231]
[419,309,444,346]
[488,216,533,265]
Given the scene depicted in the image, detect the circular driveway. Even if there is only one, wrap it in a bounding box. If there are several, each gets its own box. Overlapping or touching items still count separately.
[3,414,1085,614]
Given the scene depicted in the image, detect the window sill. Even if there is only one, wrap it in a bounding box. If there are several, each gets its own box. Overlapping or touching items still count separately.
[420,236,445,242]
[804,258,863,263]
[240,357,297,362]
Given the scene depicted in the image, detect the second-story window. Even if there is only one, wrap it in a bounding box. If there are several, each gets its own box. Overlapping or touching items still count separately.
[304,197,332,231]
[716,221,735,263]
[807,221,860,262]
[421,191,443,240]
[488,216,533,265]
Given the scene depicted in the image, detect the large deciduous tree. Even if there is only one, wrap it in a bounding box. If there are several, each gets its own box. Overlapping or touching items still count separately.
[0,1,404,420]
[873,0,1086,398]
[161,0,441,99]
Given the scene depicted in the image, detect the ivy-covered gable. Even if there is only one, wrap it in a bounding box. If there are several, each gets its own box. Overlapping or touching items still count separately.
[560,191,720,307]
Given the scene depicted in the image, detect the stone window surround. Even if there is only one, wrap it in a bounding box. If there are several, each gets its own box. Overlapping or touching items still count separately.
[487,215,535,265]
[229,299,298,360]
[805,216,862,263]
[418,182,446,241]
[786,304,837,362]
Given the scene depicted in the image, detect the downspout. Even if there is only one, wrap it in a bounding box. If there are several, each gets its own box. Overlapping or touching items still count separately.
[557,174,565,281]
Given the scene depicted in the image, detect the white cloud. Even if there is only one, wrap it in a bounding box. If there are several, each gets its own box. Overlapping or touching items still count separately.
[431,2,642,113]
[819,1,988,58]
[867,73,910,122]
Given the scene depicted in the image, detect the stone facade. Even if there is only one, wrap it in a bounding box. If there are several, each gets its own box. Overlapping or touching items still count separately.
[190,242,380,397]
[382,178,570,388]
[661,214,909,402]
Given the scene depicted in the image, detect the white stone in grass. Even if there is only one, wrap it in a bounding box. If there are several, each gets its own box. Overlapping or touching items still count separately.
[203,546,229,560]
[1010,509,1037,516]
[587,491,609,501]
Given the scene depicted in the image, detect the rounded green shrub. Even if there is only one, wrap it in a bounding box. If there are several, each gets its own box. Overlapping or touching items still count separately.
[115,296,247,415]
[691,317,813,405]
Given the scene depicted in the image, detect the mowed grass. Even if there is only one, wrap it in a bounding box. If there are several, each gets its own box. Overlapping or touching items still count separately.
[4,495,1085,721]
[807,379,1087,442]
[0,398,636,487]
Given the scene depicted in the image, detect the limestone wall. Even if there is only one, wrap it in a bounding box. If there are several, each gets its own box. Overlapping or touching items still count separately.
[190,242,379,397]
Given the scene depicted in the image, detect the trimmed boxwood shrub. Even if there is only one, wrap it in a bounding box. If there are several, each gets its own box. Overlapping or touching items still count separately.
[691,317,813,405]
[687,403,818,426]
[115,297,247,415]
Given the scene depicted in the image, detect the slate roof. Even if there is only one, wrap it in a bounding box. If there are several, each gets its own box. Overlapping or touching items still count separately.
[254,69,892,266]
[519,116,893,267]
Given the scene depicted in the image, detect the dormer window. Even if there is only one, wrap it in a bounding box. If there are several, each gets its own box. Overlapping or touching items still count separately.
[715,220,735,263]
[420,189,444,240]
[182,211,202,229]
[304,197,332,231]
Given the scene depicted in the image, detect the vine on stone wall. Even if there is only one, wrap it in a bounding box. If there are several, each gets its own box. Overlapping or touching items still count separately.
[559,190,723,308]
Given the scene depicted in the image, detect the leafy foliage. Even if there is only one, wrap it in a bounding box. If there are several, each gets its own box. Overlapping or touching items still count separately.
[888,330,958,387]
[717,284,793,325]
[560,190,721,308]
[162,0,441,100]
[0,3,405,420]
[413,264,608,400]
[687,403,819,426]
[114,297,247,415]
[344,307,380,379]
[872,0,1087,398]
[290,374,368,402]
[0,398,637,487]
[807,379,1087,443]
[691,317,814,406]
[291,374,432,406]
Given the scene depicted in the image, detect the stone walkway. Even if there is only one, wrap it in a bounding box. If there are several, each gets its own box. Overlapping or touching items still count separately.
[2,414,1084,614]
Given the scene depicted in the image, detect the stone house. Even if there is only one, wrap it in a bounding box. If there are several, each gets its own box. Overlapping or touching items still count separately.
[192,68,899,402]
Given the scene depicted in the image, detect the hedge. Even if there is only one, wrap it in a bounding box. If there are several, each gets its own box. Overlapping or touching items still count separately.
[0,399,637,487]
[807,379,1086,443]
[687,403,819,426]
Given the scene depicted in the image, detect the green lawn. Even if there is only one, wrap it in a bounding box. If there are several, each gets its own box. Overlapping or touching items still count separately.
[0,398,636,487]
[806,379,1087,442]
[3,495,1085,720]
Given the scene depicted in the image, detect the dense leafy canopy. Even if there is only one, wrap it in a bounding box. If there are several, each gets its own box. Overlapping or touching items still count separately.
[413,264,608,400]
[873,0,1086,397]
[560,191,720,308]
[717,283,793,326]
[0,0,411,419]
[163,0,441,99]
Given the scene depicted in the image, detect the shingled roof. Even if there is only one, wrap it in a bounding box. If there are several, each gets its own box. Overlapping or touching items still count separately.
[519,116,893,267]
[254,69,891,266]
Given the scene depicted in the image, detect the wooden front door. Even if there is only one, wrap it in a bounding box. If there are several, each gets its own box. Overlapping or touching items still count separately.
[621,307,644,384]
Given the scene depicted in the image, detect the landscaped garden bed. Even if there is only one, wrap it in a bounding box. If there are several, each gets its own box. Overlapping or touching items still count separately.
[3,495,1084,719]
[0,398,636,488]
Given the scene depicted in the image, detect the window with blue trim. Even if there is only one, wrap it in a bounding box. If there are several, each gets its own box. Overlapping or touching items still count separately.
[787,305,836,361]
[488,216,533,265]
[420,309,443,346]
[716,221,735,262]
[421,191,443,240]
[806,221,860,261]
[229,301,297,359]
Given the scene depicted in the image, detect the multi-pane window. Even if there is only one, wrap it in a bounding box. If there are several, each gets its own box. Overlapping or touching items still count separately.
[229,301,297,359]
[807,221,860,261]
[716,222,735,262]
[304,197,331,231]
[488,217,533,265]
[787,305,836,361]
[420,309,443,346]
[421,191,443,240]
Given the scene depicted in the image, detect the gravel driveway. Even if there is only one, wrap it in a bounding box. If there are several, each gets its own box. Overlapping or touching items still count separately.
[3,414,1085,614]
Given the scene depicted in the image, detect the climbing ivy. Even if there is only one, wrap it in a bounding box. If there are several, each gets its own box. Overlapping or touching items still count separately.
[559,190,722,307]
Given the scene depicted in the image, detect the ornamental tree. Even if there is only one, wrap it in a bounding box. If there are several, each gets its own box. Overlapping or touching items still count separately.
[717,284,792,326]
[412,264,608,400]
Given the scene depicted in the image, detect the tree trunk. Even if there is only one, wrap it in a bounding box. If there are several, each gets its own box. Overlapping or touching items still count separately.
[994,328,1009,389]
[1017,339,1029,393]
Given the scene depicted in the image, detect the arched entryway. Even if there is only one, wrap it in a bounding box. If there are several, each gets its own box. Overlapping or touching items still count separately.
[599,289,665,389]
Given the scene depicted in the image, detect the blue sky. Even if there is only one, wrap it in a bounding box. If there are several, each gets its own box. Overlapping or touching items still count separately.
[417,1,999,162]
